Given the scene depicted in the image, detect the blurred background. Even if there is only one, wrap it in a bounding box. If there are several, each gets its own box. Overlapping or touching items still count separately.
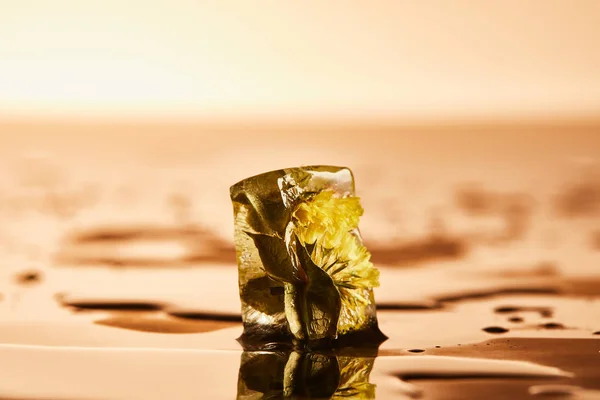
[0,0,600,325]
[1,0,599,255]
[2,0,600,119]
[1,2,600,398]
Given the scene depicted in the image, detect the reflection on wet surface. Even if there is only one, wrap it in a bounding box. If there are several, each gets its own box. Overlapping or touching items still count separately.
[237,350,377,399]
[0,342,576,400]
[0,126,599,399]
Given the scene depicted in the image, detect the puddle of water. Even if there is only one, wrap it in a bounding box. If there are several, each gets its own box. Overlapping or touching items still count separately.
[494,305,554,318]
[57,225,235,267]
[94,312,238,334]
[539,322,567,330]
[368,234,466,266]
[482,326,509,334]
[0,344,573,400]
[419,338,600,399]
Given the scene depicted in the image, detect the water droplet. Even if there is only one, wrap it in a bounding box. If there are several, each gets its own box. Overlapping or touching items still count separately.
[14,269,42,285]
[508,317,524,323]
[483,326,509,334]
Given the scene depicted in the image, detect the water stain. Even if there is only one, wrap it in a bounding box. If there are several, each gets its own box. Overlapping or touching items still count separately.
[560,278,600,297]
[555,169,600,218]
[377,300,442,311]
[592,231,600,251]
[483,326,509,334]
[593,331,600,335]
[166,309,242,322]
[539,322,567,330]
[454,185,533,242]
[57,225,235,267]
[408,349,425,353]
[58,295,164,311]
[14,269,42,285]
[369,235,466,266]
[530,384,581,397]
[456,185,497,215]
[530,385,600,399]
[540,310,554,318]
[498,262,559,278]
[494,305,553,318]
[69,225,203,243]
[375,354,571,381]
[438,287,558,303]
[419,338,600,400]
[95,313,237,334]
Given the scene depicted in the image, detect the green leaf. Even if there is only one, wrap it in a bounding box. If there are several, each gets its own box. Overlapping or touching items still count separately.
[296,241,342,341]
[246,232,299,283]
[240,276,285,316]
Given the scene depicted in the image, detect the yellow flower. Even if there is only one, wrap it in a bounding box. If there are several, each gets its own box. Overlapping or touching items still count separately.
[291,190,380,334]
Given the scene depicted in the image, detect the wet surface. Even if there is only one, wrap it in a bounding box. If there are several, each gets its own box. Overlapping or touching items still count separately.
[0,125,599,399]
[418,338,600,400]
